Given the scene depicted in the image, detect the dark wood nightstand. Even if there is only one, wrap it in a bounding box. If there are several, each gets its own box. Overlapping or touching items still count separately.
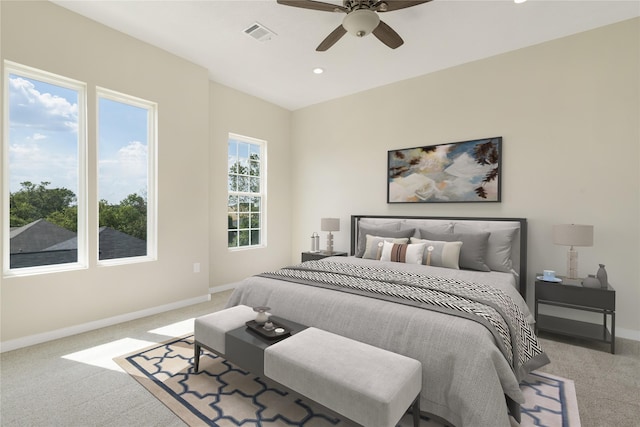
[535,278,616,353]
[301,251,348,262]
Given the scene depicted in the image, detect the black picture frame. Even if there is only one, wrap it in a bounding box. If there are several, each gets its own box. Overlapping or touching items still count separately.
[387,137,502,203]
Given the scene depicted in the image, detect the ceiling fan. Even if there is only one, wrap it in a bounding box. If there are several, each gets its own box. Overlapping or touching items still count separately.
[277,0,433,51]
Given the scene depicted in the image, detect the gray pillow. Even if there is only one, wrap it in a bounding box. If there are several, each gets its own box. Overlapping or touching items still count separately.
[420,230,490,272]
[403,222,453,235]
[356,223,406,257]
[455,224,519,272]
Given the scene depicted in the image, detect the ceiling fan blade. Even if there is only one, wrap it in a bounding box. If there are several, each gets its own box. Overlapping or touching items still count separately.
[372,20,404,49]
[277,0,348,13]
[316,25,347,51]
[375,0,432,12]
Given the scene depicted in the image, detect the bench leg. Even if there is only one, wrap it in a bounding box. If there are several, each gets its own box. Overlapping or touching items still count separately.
[194,342,201,372]
[412,394,421,427]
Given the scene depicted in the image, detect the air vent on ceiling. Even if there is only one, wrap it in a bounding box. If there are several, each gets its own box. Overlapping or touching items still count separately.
[243,22,277,42]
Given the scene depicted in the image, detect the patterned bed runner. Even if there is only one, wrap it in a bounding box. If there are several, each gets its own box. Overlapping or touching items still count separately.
[258,260,549,379]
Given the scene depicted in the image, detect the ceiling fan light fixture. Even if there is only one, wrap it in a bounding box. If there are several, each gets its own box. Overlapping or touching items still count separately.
[342,9,380,38]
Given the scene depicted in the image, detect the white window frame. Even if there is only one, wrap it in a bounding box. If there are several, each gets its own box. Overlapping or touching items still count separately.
[3,61,88,277]
[96,87,158,265]
[227,133,267,251]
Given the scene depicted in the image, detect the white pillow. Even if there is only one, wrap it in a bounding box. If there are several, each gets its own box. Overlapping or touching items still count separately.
[410,237,462,269]
[380,241,426,264]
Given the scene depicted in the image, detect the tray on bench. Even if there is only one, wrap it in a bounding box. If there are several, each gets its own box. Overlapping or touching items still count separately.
[245,319,292,340]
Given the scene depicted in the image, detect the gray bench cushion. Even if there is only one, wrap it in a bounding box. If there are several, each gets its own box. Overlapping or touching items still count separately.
[264,327,421,427]
[194,305,255,354]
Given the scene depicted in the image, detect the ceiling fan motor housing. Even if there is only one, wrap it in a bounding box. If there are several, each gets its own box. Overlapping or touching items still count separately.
[342,9,380,37]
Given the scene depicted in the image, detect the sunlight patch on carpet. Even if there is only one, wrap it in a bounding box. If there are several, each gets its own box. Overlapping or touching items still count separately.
[148,318,195,337]
[63,337,156,372]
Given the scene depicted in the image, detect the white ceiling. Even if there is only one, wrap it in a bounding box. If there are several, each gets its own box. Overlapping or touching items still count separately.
[52,0,639,111]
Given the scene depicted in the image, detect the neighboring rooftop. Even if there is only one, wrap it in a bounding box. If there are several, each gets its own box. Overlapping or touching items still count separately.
[9,219,147,268]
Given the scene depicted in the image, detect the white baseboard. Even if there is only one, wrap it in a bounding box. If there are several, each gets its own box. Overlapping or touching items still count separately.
[209,282,240,294]
[616,327,640,342]
[0,294,211,353]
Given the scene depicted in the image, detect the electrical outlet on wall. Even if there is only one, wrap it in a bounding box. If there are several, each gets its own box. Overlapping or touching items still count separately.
[193,262,200,273]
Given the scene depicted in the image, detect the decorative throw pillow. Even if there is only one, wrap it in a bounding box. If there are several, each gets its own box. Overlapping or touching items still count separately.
[356,226,415,258]
[380,241,426,264]
[454,224,519,273]
[419,230,491,272]
[362,235,410,260]
[411,237,462,269]
[355,222,401,257]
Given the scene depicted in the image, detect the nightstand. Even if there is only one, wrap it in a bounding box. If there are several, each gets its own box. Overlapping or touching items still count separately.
[535,278,615,353]
[301,251,348,262]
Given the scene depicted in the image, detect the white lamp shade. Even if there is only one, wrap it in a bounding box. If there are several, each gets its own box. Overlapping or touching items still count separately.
[552,224,594,247]
[342,9,380,37]
[321,218,340,232]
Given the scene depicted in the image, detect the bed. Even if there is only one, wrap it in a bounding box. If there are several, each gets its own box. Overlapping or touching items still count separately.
[226,215,550,427]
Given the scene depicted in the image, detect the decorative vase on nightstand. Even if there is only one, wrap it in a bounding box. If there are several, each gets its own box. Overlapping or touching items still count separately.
[596,264,609,288]
[582,274,601,288]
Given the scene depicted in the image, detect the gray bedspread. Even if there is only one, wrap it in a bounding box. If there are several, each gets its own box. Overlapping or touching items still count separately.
[225,256,550,427]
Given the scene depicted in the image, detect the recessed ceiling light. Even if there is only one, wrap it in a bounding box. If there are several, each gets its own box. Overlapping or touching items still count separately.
[514,0,527,3]
[313,67,324,74]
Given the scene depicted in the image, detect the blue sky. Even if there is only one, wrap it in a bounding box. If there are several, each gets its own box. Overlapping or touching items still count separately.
[98,97,148,204]
[8,74,147,205]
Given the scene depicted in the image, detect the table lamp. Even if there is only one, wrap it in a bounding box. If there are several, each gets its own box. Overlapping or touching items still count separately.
[552,224,594,279]
[321,218,340,254]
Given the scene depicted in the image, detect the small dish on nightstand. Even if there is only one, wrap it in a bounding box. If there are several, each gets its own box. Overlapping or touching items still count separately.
[536,276,563,283]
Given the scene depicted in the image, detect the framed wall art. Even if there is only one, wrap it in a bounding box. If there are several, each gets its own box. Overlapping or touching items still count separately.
[387,137,502,203]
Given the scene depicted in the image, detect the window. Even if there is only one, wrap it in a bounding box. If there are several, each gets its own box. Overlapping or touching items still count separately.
[97,88,157,262]
[3,61,157,276]
[4,61,87,273]
[227,134,266,249]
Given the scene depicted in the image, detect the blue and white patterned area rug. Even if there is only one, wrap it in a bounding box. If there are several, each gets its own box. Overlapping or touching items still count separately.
[114,335,580,427]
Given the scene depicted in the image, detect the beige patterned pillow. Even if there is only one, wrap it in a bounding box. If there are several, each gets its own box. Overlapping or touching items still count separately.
[411,237,462,269]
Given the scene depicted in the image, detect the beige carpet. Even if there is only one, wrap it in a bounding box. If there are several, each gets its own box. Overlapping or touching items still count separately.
[114,335,580,427]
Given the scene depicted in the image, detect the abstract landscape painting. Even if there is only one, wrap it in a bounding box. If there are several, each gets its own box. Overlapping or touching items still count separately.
[388,137,502,203]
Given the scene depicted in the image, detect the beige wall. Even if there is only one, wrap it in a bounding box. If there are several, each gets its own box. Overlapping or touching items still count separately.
[1,1,211,344]
[1,1,638,347]
[209,82,292,286]
[291,18,640,338]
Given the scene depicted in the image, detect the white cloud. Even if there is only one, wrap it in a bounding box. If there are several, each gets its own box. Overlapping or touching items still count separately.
[32,133,47,140]
[99,141,148,203]
[9,76,78,133]
[117,141,147,173]
[9,143,40,156]
[9,142,77,193]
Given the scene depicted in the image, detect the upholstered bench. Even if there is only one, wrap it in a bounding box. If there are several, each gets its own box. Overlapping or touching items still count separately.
[193,304,256,372]
[264,327,422,427]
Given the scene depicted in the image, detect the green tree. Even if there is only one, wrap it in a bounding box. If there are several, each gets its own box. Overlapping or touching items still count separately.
[47,206,78,232]
[9,181,147,240]
[10,181,76,228]
[99,193,147,240]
